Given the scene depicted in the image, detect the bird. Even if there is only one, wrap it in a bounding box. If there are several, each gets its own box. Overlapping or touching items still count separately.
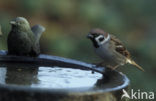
[7,17,45,57]
[87,28,144,71]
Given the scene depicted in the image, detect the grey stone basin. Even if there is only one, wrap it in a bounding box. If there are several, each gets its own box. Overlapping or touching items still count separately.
[0,50,130,101]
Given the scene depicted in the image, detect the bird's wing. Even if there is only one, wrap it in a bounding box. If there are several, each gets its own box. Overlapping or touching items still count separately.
[30,25,45,56]
[110,34,131,59]
[31,24,45,40]
[110,34,144,71]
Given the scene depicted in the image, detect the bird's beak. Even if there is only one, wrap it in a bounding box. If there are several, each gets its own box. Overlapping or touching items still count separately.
[10,21,16,25]
[87,34,93,39]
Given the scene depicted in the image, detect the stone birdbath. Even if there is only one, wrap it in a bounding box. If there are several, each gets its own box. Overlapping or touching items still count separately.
[0,50,129,101]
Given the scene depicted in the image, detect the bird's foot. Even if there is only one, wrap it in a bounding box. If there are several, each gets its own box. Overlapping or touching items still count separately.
[106,65,119,70]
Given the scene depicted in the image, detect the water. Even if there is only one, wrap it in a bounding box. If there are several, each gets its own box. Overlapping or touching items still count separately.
[0,66,102,88]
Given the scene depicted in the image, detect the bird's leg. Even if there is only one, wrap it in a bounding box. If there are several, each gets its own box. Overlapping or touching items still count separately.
[97,64,118,70]
[96,61,105,67]
[90,61,103,74]
[105,65,119,70]
[112,65,119,70]
[105,65,113,69]
[91,62,106,74]
[95,61,119,70]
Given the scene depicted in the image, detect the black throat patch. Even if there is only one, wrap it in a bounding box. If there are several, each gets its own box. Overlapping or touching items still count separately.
[90,38,99,48]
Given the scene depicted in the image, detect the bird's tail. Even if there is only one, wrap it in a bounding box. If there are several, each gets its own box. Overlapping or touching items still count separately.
[126,59,144,72]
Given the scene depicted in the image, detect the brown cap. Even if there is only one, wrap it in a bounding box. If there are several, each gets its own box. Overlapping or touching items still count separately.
[90,28,108,38]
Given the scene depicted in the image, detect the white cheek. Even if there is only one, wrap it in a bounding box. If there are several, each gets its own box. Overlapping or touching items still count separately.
[95,35,104,45]
[101,34,110,44]
[95,34,110,45]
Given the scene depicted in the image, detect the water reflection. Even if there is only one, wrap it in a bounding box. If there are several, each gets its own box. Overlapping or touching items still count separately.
[6,67,39,85]
[0,66,39,85]
[0,66,103,88]
[0,67,7,84]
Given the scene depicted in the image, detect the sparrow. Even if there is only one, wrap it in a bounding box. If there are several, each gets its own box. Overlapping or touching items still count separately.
[87,28,144,71]
[7,17,45,57]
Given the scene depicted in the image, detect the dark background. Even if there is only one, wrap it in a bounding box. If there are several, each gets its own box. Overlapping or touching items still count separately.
[0,0,156,99]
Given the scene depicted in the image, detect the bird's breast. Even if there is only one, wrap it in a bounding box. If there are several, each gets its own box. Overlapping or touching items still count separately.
[94,43,113,59]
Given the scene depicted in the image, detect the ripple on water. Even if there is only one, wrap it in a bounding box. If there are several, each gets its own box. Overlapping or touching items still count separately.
[0,66,102,89]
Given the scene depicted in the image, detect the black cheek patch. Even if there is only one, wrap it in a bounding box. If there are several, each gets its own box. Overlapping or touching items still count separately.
[99,37,104,42]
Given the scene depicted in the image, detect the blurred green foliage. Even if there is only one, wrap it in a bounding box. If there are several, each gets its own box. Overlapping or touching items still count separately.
[0,0,156,99]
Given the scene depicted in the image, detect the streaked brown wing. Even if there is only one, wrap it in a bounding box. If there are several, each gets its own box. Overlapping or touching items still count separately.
[110,34,130,58]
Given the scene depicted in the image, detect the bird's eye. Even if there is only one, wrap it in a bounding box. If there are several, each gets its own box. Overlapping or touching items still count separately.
[99,37,104,42]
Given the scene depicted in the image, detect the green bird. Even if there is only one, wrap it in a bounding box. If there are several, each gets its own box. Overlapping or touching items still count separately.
[7,17,45,57]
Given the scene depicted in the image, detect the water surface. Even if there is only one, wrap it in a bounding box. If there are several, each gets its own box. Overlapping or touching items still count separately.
[0,66,102,88]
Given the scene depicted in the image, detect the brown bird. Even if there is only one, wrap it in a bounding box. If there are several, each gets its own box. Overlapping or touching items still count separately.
[87,28,144,71]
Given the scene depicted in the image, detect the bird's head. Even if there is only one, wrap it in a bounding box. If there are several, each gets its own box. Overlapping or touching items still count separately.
[10,17,30,30]
[87,28,110,48]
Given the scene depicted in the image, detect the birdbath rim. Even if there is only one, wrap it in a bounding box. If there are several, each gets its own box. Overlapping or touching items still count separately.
[0,50,130,94]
